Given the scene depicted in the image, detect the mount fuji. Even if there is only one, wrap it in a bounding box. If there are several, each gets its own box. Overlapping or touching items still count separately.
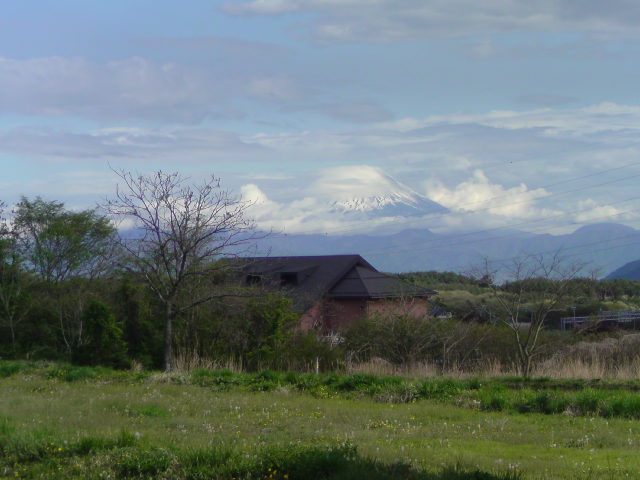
[236,166,640,275]
[317,166,448,220]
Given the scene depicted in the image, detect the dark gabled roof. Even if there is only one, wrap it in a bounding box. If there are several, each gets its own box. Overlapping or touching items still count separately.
[328,266,435,299]
[240,255,435,311]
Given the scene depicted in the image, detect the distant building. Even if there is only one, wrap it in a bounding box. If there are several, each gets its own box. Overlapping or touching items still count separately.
[240,255,436,332]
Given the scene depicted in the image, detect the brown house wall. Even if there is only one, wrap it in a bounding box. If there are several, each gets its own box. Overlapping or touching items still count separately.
[366,298,429,318]
[299,297,430,332]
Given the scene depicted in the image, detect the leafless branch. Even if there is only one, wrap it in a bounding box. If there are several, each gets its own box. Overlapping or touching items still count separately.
[103,169,266,371]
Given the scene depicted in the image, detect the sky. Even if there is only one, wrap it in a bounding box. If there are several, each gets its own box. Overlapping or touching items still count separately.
[2,0,640,236]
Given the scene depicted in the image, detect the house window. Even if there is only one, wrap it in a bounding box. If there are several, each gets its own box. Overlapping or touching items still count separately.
[280,272,298,286]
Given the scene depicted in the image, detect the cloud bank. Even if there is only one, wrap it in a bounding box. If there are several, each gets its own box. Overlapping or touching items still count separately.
[4,102,640,234]
[221,0,640,42]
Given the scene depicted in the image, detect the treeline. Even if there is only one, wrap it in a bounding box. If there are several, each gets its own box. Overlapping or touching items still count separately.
[400,270,640,298]
[401,270,640,312]
[0,193,532,373]
[0,194,323,370]
[3,173,640,375]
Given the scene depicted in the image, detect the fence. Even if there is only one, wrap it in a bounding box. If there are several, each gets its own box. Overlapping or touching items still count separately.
[560,310,640,331]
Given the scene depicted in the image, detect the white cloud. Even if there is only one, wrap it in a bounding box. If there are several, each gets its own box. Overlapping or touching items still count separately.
[0,56,225,122]
[221,0,640,42]
[308,165,405,199]
[573,199,626,223]
[383,102,640,138]
[0,55,393,125]
[0,126,261,161]
[423,169,553,218]
[0,56,312,123]
[240,183,273,206]
[6,102,640,234]
[241,164,445,234]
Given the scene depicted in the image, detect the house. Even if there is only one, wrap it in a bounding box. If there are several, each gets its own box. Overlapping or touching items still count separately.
[241,255,437,332]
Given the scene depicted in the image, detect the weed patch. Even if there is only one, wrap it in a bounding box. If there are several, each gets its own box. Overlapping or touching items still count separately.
[0,361,30,378]
[131,405,170,418]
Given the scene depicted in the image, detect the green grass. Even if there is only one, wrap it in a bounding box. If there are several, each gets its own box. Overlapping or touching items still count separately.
[3,364,640,478]
[5,361,640,418]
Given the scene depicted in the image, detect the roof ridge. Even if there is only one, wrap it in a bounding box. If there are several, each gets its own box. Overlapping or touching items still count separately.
[323,255,370,295]
[354,265,376,297]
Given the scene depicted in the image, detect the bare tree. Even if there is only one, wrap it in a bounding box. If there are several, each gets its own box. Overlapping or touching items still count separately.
[474,252,584,376]
[104,170,262,372]
[431,320,489,374]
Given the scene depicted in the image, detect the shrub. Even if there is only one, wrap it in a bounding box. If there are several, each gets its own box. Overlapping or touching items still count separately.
[245,295,298,370]
[191,369,238,390]
[601,394,640,418]
[479,386,510,412]
[0,361,27,378]
[417,379,461,401]
[72,301,130,369]
[284,331,344,372]
[575,390,605,416]
[45,365,98,382]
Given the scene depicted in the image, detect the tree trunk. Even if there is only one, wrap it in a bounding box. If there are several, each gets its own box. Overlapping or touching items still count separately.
[8,318,16,350]
[519,350,532,377]
[164,302,174,372]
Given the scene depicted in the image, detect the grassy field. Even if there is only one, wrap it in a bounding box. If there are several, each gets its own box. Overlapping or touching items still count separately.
[2,364,640,479]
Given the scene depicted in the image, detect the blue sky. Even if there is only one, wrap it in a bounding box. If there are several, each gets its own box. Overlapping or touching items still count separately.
[2,0,640,235]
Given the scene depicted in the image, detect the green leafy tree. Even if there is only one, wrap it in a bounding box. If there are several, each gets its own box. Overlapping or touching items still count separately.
[245,294,297,369]
[0,235,30,351]
[14,197,115,283]
[0,202,31,351]
[13,197,116,353]
[72,300,129,368]
[114,275,163,367]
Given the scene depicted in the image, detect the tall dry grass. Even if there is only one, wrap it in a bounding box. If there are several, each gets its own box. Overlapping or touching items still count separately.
[532,357,640,380]
[346,357,640,380]
[535,333,640,380]
[171,334,640,380]
[346,333,640,379]
[346,358,512,379]
[172,349,243,373]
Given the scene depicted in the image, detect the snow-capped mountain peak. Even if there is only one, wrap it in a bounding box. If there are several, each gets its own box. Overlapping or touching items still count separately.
[315,166,448,218]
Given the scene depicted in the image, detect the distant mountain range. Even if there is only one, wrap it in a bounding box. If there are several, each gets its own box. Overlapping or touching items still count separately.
[255,222,640,277]
[245,168,640,276]
[606,259,640,280]
[119,165,640,277]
